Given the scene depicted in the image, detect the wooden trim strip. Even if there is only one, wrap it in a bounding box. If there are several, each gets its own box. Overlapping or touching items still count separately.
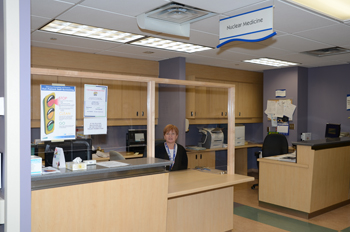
[31,67,235,88]
[147,81,155,158]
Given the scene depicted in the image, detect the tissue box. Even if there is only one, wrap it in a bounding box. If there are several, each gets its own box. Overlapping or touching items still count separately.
[66,162,87,170]
[31,155,42,175]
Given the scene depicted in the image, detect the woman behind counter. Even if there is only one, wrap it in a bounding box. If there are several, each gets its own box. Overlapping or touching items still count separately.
[155,124,188,171]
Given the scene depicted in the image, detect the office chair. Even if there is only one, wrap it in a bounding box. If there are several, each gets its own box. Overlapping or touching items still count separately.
[109,151,125,160]
[251,133,288,190]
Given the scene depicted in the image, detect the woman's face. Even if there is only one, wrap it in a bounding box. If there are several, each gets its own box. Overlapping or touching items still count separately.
[164,130,178,144]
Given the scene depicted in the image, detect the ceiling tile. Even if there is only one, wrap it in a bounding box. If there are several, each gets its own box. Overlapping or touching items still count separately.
[31,16,51,32]
[273,0,338,34]
[31,31,123,50]
[257,34,330,52]
[176,0,267,14]
[31,0,74,18]
[294,23,350,47]
[79,0,168,17]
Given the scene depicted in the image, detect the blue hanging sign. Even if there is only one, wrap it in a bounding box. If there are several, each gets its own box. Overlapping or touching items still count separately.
[217,6,276,48]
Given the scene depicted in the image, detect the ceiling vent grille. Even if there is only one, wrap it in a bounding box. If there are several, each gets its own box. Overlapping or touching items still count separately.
[146,3,212,24]
[137,2,216,37]
[302,46,350,57]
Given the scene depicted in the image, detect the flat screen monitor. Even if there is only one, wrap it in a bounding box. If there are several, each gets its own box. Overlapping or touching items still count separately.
[325,123,341,138]
[126,129,147,153]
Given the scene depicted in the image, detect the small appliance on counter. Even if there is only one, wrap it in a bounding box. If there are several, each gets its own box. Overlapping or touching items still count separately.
[199,128,224,149]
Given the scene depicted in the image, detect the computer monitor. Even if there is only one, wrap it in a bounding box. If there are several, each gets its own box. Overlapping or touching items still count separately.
[44,139,92,166]
[325,123,341,138]
[126,129,147,153]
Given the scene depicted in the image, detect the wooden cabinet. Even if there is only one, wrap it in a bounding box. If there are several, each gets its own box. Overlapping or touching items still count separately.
[121,81,146,119]
[31,76,158,127]
[187,151,215,169]
[185,76,262,123]
[236,82,263,118]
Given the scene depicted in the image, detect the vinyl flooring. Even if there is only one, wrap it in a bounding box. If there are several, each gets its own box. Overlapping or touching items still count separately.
[232,173,350,232]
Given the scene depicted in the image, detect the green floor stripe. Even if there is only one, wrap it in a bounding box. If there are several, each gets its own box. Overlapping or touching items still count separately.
[341,227,350,232]
[234,204,337,232]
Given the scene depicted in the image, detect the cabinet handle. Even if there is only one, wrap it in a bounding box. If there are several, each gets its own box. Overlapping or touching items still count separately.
[196,155,197,159]
[195,112,196,116]
[225,112,227,116]
[221,112,223,116]
[142,111,144,116]
[239,112,241,116]
[191,111,193,116]
[136,111,139,116]
[200,154,202,159]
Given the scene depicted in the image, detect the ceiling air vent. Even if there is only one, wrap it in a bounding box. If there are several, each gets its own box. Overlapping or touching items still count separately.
[146,3,213,24]
[302,46,350,57]
[137,2,216,37]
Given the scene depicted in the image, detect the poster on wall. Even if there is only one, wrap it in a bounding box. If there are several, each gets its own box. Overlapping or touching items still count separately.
[347,94,350,110]
[83,84,108,135]
[40,85,76,141]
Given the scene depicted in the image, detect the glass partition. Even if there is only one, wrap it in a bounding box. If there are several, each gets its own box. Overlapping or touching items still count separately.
[31,70,234,174]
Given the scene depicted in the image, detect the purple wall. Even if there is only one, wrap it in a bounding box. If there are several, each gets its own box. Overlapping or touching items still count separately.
[20,0,32,230]
[263,67,302,145]
[308,64,350,139]
[158,57,186,146]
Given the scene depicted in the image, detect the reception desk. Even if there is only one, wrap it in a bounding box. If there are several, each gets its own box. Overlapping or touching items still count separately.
[258,137,350,218]
[32,158,254,232]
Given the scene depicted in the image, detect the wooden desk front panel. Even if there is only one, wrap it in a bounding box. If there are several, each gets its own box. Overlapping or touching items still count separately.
[32,173,169,232]
[310,146,350,212]
[259,160,312,212]
[167,186,233,232]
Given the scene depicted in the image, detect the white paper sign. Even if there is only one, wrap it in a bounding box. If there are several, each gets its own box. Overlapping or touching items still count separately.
[40,85,76,141]
[218,6,275,48]
[84,85,108,135]
[52,147,66,169]
[84,117,107,135]
[84,85,108,117]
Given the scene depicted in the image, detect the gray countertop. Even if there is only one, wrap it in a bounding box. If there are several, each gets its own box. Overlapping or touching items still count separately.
[31,158,172,190]
[292,137,350,150]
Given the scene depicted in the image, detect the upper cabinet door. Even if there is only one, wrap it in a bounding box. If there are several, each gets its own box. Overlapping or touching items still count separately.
[237,82,263,118]
[102,79,122,119]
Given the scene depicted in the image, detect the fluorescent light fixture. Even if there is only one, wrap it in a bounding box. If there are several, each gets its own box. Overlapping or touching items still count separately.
[243,58,299,67]
[40,20,145,43]
[130,37,213,53]
[286,0,350,21]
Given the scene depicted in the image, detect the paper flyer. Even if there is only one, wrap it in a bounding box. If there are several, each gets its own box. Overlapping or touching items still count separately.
[40,85,76,141]
[84,84,108,135]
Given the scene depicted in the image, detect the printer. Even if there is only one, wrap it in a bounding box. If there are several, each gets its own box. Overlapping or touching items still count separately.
[199,128,224,149]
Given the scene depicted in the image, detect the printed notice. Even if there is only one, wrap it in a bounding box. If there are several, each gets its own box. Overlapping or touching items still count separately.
[84,84,108,135]
[40,85,76,141]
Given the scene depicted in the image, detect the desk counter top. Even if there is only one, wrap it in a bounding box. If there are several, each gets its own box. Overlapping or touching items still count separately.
[168,169,254,198]
[293,137,350,150]
[186,143,262,153]
[31,158,172,190]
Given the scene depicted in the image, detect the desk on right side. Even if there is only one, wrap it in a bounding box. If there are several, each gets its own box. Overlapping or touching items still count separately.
[258,137,350,218]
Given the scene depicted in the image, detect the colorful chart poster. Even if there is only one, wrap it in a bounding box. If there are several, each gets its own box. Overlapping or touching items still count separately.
[40,85,76,141]
[83,84,108,135]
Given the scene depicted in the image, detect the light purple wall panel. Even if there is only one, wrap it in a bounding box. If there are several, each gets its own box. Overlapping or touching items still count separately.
[158,57,186,146]
[308,64,350,139]
[263,67,299,145]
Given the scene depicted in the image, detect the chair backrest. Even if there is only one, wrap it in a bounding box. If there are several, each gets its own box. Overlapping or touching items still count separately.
[262,134,289,157]
[109,151,125,160]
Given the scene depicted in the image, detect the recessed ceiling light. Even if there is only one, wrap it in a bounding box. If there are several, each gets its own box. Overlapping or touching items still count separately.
[243,58,299,67]
[131,37,212,53]
[285,0,350,21]
[40,20,145,43]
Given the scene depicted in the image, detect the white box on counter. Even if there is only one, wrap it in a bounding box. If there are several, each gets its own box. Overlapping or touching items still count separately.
[66,162,87,170]
[31,155,42,175]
